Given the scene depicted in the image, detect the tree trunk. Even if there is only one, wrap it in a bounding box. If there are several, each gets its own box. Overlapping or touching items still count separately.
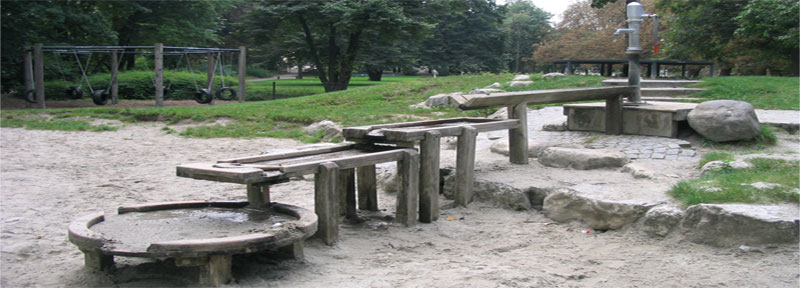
[367,66,382,81]
[791,48,799,77]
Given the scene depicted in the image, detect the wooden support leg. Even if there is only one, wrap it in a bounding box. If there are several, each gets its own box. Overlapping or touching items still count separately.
[315,162,339,245]
[396,150,419,226]
[357,165,378,211]
[337,168,356,219]
[199,255,232,286]
[605,95,623,135]
[81,249,114,271]
[508,102,529,164]
[419,131,441,223]
[455,126,477,207]
[278,241,305,260]
[246,184,270,207]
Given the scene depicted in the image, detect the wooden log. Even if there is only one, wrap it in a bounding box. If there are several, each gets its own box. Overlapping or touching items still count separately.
[356,165,378,211]
[314,162,338,245]
[33,43,45,108]
[80,248,114,271]
[419,131,441,223]
[395,150,419,226]
[604,94,623,135]
[199,254,232,286]
[454,126,477,206]
[238,46,246,103]
[337,168,356,218]
[458,87,636,110]
[508,102,529,164]
[111,50,119,104]
[246,184,270,207]
[154,43,164,107]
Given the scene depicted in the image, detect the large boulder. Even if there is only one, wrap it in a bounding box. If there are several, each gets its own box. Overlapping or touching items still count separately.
[304,120,342,142]
[682,204,800,247]
[538,147,629,170]
[687,100,761,142]
[543,188,655,230]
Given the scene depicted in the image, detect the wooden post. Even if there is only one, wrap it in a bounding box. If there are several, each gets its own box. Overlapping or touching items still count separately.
[356,165,378,211]
[419,131,441,223]
[238,46,246,103]
[154,43,164,107]
[33,43,45,108]
[199,255,232,286]
[314,162,338,245]
[80,249,114,271]
[605,95,623,135]
[246,183,270,206]
[396,150,419,226]
[23,49,33,92]
[454,126,477,207]
[278,242,305,260]
[508,102,529,164]
[207,52,215,105]
[337,168,356,219]
[111,50,119,104]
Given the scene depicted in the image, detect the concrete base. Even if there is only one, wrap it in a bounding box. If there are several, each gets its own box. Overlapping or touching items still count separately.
[563,101,697,138]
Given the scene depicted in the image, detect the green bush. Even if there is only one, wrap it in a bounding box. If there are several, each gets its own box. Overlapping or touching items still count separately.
[41,71,238,101]
[246,66,278,78]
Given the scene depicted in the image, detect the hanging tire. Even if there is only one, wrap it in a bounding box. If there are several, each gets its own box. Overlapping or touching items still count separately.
[23,89,37,103]
[215,87,236,101]
[92,90,109,106]
[194,89,213,104]
[67,86,83,99]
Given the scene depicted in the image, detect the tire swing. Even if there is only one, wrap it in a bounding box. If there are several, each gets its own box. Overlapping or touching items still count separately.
[54,53,85,100]
[184,53,213,104]
[23,89,37,103]
[72,51,110,105]
[214,52,236,101]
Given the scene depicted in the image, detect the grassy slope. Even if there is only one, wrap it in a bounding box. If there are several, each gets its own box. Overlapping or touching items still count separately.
[691,76,799,110]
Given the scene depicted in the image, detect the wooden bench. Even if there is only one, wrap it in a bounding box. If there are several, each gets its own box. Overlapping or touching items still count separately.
[176,143,419,245]
[344,118,520,221]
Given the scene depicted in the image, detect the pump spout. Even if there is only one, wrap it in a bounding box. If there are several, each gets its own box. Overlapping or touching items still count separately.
[614,28,634,35]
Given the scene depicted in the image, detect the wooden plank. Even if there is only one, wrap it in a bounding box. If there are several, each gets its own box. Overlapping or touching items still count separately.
[395,150,419,226]
[356,165,378,211]
[604,95,623,135]
[454,126,477,206]
[238,46,246,103]
[279,149,406,174]
[419,131,441,223]
[246,184,270,207]
[459,86,636,110]
[154,43,164,107]
[33,43,45,108]
[508,102,529,164]
[381,119,520,142]
[314,162,338,245]
[218,144,354,164]
[337,168,356,218]
[176,163,265,184]
[343,117,495,140]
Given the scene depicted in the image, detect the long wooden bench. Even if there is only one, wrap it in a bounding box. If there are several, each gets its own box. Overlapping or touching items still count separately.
[177,143,419,245]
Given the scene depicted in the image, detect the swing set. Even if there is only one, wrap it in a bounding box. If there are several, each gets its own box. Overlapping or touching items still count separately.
[23,43,247,108]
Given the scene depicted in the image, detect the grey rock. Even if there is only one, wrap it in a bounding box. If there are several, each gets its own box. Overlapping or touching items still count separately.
[509,81,534,88]
[538,147,630,170]
[700,160,754,175]
[748,182,782,190]
[621,163,655,179]
[375,164,398,194]
[442,175,531,211]
[304,120,342,142]
[486,82,503,88]
[682,203,800,247]
[512,74,531,81]
[410,92,465,109]
[489,140,583,158]
[687,100,761,142]
[527,186,554,210]
[542,188,654,230]
[469,88,506,95]
[541,72,566,79]
[642,205,684,237]
[542,122,568,131]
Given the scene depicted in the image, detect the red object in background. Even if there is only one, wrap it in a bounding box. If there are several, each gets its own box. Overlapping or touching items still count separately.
[654,44,659,54]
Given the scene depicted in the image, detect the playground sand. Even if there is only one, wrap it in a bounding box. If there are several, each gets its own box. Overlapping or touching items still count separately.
[1,121,798,287]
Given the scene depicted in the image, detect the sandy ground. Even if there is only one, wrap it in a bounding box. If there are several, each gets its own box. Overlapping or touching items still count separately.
[1,120,799,287]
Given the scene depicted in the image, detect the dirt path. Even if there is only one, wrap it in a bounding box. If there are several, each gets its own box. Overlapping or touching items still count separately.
[1,123,797,287]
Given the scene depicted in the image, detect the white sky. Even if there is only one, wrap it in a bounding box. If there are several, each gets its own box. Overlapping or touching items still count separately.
[498,0,580,25]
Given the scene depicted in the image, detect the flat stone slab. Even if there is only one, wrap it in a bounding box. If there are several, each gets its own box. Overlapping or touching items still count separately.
[538,147,629,170]
[682,203,799,247]
[756,109,800,134]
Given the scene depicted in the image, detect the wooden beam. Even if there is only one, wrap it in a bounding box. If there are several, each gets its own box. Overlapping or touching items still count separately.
[396,150,419,226]
[337,168,356,218]
[356,165,378,211]
[218,144,354,164]
[238,46,246,103]
[154,43,164,107]
[454,126,477,206]
[459,87,636,110]
[314,162,338,245]
[33,43,45,108]
[508,102,529,164]
[419,131,441,223]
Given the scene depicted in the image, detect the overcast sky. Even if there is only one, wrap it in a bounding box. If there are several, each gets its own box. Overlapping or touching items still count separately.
[498,0,579,24]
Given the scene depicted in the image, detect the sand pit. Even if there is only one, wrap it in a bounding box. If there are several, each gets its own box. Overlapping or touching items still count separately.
[1,121,798,287]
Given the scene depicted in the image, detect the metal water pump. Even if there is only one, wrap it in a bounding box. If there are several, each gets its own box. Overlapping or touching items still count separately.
[615,1,658,105]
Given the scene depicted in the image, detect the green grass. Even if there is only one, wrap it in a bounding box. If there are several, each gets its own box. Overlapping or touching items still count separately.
[246,76,427,101]
[697,152,735,168]
[669,158,800,206]
[691,76,799,110]
[700,126,779,151]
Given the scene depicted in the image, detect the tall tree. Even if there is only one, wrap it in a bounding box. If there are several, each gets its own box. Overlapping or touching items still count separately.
[420,0,506,75]
[503,0,551,73]
[247,0,427,92]
[734,0,799,76]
